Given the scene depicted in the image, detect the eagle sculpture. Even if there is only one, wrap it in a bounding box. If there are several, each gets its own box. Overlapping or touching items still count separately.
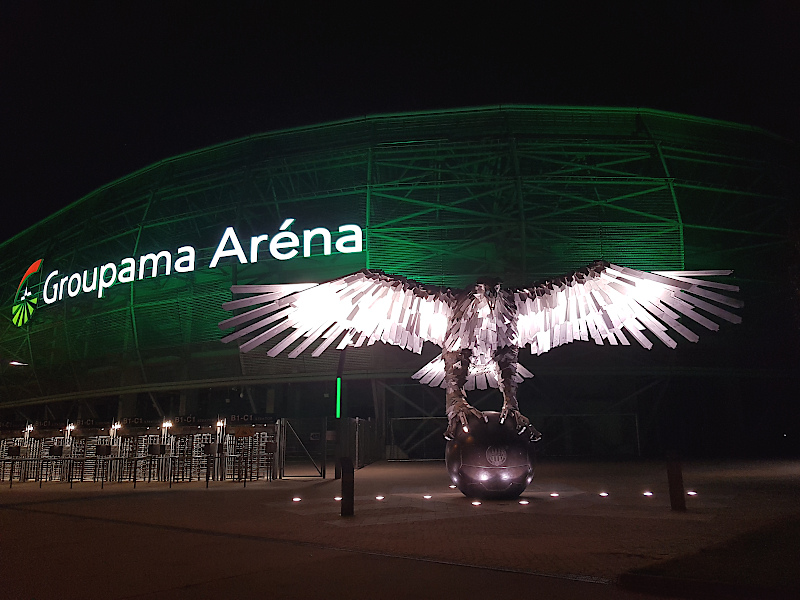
[218,261,741,442]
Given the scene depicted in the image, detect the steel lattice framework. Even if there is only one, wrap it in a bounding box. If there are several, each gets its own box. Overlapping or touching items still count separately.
[0,106,795,422]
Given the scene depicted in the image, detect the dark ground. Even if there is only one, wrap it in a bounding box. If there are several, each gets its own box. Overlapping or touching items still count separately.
[2,459,799,599]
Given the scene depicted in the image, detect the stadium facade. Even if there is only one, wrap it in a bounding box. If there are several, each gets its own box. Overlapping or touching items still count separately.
[1,106,797,458]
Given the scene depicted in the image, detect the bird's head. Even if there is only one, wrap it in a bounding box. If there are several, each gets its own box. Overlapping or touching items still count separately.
[474,277,502,309]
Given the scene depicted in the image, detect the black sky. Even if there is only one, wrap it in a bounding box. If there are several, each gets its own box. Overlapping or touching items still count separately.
[2,2,798,245]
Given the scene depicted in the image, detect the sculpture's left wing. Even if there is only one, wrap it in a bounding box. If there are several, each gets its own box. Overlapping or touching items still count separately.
[218,270,454,357]
[515,261,742,355]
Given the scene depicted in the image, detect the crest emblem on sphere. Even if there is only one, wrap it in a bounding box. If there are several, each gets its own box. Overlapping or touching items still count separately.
[11,259,43,327]
[485,446,508,466]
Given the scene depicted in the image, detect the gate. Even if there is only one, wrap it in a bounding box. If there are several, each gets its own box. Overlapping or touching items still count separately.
[278,418,327,478]
[335,417,382,469]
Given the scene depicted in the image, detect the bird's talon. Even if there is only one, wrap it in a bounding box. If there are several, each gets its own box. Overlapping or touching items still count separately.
[446,403,485,439]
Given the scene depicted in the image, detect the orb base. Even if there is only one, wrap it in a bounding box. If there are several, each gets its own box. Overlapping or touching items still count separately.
[445,411,536,499]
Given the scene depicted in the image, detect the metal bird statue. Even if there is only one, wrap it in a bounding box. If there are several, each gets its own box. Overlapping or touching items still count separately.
[218,260,742,444]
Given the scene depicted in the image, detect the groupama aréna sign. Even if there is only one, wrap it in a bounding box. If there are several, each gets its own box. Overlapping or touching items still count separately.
[10,219,362,327]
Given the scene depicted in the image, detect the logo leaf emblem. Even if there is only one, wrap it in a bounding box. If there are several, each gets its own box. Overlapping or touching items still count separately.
[12,259,43,327]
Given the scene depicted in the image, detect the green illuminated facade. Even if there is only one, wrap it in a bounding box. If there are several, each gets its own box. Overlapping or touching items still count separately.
[0,106,796,454]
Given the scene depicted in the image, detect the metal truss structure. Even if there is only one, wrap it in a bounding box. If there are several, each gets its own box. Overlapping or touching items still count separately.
[0,106,796,447]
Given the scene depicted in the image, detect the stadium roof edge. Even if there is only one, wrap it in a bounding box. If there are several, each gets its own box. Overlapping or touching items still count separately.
[1,104,790,249]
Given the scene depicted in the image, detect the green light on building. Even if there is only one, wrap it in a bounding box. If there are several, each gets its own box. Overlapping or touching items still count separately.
[336,377,342,419]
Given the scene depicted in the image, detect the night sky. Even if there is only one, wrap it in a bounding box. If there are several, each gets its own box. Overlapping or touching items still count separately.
[2,2,798,244]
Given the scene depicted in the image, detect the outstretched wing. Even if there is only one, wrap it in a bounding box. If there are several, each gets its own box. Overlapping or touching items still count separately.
[218,270,455,357]
[413,261,742,390]
[515,261,742,355]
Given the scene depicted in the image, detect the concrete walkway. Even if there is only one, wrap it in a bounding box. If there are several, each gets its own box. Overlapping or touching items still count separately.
[2,459,799,599]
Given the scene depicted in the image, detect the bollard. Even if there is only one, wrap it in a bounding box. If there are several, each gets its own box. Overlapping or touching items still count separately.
[667,457,686,512]
[339,456,354,517]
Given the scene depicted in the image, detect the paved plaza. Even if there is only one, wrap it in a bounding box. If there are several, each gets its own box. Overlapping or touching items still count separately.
[2,459,799,599]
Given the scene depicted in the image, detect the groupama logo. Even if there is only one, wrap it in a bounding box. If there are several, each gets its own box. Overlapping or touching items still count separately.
[12,259,43,327]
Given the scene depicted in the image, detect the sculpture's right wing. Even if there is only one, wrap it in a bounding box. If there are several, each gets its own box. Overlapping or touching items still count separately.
[515,261,743,355]
[218,269,454,357]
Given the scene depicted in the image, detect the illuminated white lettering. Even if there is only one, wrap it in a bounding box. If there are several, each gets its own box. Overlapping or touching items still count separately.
[118,258,136,283]
[270,219,299,261]
[139,251,172,279]
[303,228,331,257]
[31,219,362,309]
[58,276,68,301]
[174,246,195,272]
[336,224,363,253]
[43,270,59,305]
[250,235,269,263]
[210,227,248,268]
[67,273,82,297]
[98,263,117,298]
[82,268,98,293]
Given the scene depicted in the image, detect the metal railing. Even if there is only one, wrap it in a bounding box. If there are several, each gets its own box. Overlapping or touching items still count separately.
[0,429,279,487]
